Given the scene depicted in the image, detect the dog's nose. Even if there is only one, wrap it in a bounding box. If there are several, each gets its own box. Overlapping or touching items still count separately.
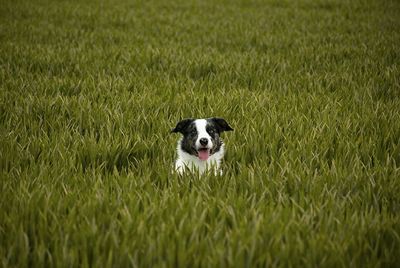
[200,138,208,146]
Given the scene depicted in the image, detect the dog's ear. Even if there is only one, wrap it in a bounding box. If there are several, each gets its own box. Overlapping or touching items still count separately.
[171,118,194,134]
[210,117,234,133]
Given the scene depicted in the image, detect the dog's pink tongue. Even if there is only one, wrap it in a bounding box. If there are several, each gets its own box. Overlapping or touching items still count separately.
[198,150,210,161]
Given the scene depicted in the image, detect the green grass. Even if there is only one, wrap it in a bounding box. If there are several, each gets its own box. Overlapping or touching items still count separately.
[1,0,400,266]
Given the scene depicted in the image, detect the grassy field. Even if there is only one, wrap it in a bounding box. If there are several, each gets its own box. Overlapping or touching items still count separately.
[1,0,400,266]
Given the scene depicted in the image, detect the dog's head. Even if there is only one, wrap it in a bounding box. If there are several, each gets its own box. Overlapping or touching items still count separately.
[172,118,233,161]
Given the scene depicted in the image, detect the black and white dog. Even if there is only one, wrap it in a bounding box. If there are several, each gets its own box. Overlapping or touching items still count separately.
[172,118,233,175]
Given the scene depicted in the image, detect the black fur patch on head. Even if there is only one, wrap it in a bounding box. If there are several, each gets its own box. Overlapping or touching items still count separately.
[205,118,233,154]
[172,119,198,155]
[206,122,223,154]
[171,118,195,134]
[207,117,234,133]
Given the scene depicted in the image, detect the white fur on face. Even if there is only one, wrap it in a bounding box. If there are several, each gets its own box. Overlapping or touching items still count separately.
[194,119,213,149]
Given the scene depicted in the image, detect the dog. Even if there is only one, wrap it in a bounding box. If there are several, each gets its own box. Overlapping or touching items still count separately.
[171,117,233,175]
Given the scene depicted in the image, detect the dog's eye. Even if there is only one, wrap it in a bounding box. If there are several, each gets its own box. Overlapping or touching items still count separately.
[208,129,215,134]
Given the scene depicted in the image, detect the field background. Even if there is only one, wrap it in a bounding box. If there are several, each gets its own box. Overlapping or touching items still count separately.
[1,0,400,267]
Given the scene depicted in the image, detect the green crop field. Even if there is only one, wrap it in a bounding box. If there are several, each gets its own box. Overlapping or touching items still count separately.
[1,0,399,267]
